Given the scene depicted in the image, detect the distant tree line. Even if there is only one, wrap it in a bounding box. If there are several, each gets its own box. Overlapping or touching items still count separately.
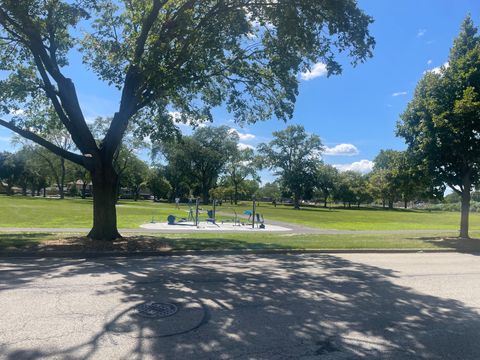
[0,123,438,211]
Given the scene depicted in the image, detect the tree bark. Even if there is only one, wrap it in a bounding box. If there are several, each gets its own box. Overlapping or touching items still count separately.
[202,186,209,204]
[81,182,87,199]
[88,165,121,241]
[6,182,13,196]
[234,183,238,205]
[460,183,471,239]
[293,193,300,209]
[404,199,408,209]
[59,158,65,199]
[388,200,393,210]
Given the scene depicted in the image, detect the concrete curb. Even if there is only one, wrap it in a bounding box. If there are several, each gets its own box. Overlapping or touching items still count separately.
[0,247,473,259]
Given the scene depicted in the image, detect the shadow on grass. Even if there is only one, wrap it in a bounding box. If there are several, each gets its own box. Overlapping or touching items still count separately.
[0,233,53,250]
[0,233,293,253]
[1,254,480,358]
[415,236,480,254]
[277,205,425,213]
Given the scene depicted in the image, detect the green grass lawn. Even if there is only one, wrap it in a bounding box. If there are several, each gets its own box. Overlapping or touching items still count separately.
[232,203,480,231]
[0,195,477,231]
[0,231,474,251]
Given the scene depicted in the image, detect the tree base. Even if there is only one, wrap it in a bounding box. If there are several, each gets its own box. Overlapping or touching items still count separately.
[87,228,122,241]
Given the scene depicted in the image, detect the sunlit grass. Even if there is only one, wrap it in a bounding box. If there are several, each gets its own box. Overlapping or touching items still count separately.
[0,231,471,251]
[0,195,477,231]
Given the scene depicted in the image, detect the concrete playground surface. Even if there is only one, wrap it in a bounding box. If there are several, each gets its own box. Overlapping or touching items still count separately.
[1,252,480,359]
[140,220,291,232]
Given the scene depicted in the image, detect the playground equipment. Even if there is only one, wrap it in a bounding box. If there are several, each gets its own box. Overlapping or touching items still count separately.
[164,197,266,229]
[241,197,265,229]
[221,209,241,226]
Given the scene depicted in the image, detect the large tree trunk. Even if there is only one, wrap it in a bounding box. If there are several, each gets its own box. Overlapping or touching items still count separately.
[234,183,238,205]
[6,182,13,196]
[293,193,300,209]
[388,199,393,210]
[88,165,121,241]
[202,186,209,204]
[460,188,471,239]
[59,158,65,199]
[81,182,87,199]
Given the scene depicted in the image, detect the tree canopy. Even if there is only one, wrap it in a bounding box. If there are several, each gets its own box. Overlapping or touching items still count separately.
[258,124,323,209]
[397,16,480,238]
[0,0,375,239]
[160,125,239,203]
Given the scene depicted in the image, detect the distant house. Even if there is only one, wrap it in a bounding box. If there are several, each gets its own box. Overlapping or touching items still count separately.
[67,180,93,196]
[119,187,153,200]
[0,181,7,194]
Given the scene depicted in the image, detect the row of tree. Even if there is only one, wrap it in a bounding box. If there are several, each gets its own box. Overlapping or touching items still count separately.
[0,145,172,201]
[256,127,436,210]
[2,122,436,214]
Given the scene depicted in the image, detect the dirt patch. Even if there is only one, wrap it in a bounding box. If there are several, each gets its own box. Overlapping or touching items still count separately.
[4,236,175,254]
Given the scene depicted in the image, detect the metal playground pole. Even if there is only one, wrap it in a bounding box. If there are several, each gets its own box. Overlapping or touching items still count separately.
[252,196,256,229]
[195,198,200,226]
[213,199,216,222]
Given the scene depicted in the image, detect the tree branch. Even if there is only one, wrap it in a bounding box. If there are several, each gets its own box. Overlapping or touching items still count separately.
[133,0,164,63]
[0,118,91,169]
[447,183,463,195]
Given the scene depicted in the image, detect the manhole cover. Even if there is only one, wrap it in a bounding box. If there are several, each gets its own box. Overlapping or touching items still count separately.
[135,302,178,318]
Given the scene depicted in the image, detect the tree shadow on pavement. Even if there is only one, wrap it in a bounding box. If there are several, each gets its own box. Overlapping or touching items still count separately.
[1,253,480,359]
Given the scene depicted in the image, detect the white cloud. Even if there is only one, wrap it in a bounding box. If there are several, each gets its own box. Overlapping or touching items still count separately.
[417,29,427,37]
[323,143,359,156]
[334,160,374,174]
[229,128,256,141]
[0,136,11,142]
[427,59,432,65]
[300,62,327,81]
[238,143,255,150]
[392,91,407,97]
[426,61,449,75]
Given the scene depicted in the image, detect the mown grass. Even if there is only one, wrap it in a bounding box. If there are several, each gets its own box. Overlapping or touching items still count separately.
[0,231,477,252]
[0,195,478,231]
[231,203,480,231]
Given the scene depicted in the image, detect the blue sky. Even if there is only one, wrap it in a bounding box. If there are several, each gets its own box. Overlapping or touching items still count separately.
[0,0,479,181]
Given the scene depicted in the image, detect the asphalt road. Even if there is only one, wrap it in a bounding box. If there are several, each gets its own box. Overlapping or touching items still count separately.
[1,253,480,359]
